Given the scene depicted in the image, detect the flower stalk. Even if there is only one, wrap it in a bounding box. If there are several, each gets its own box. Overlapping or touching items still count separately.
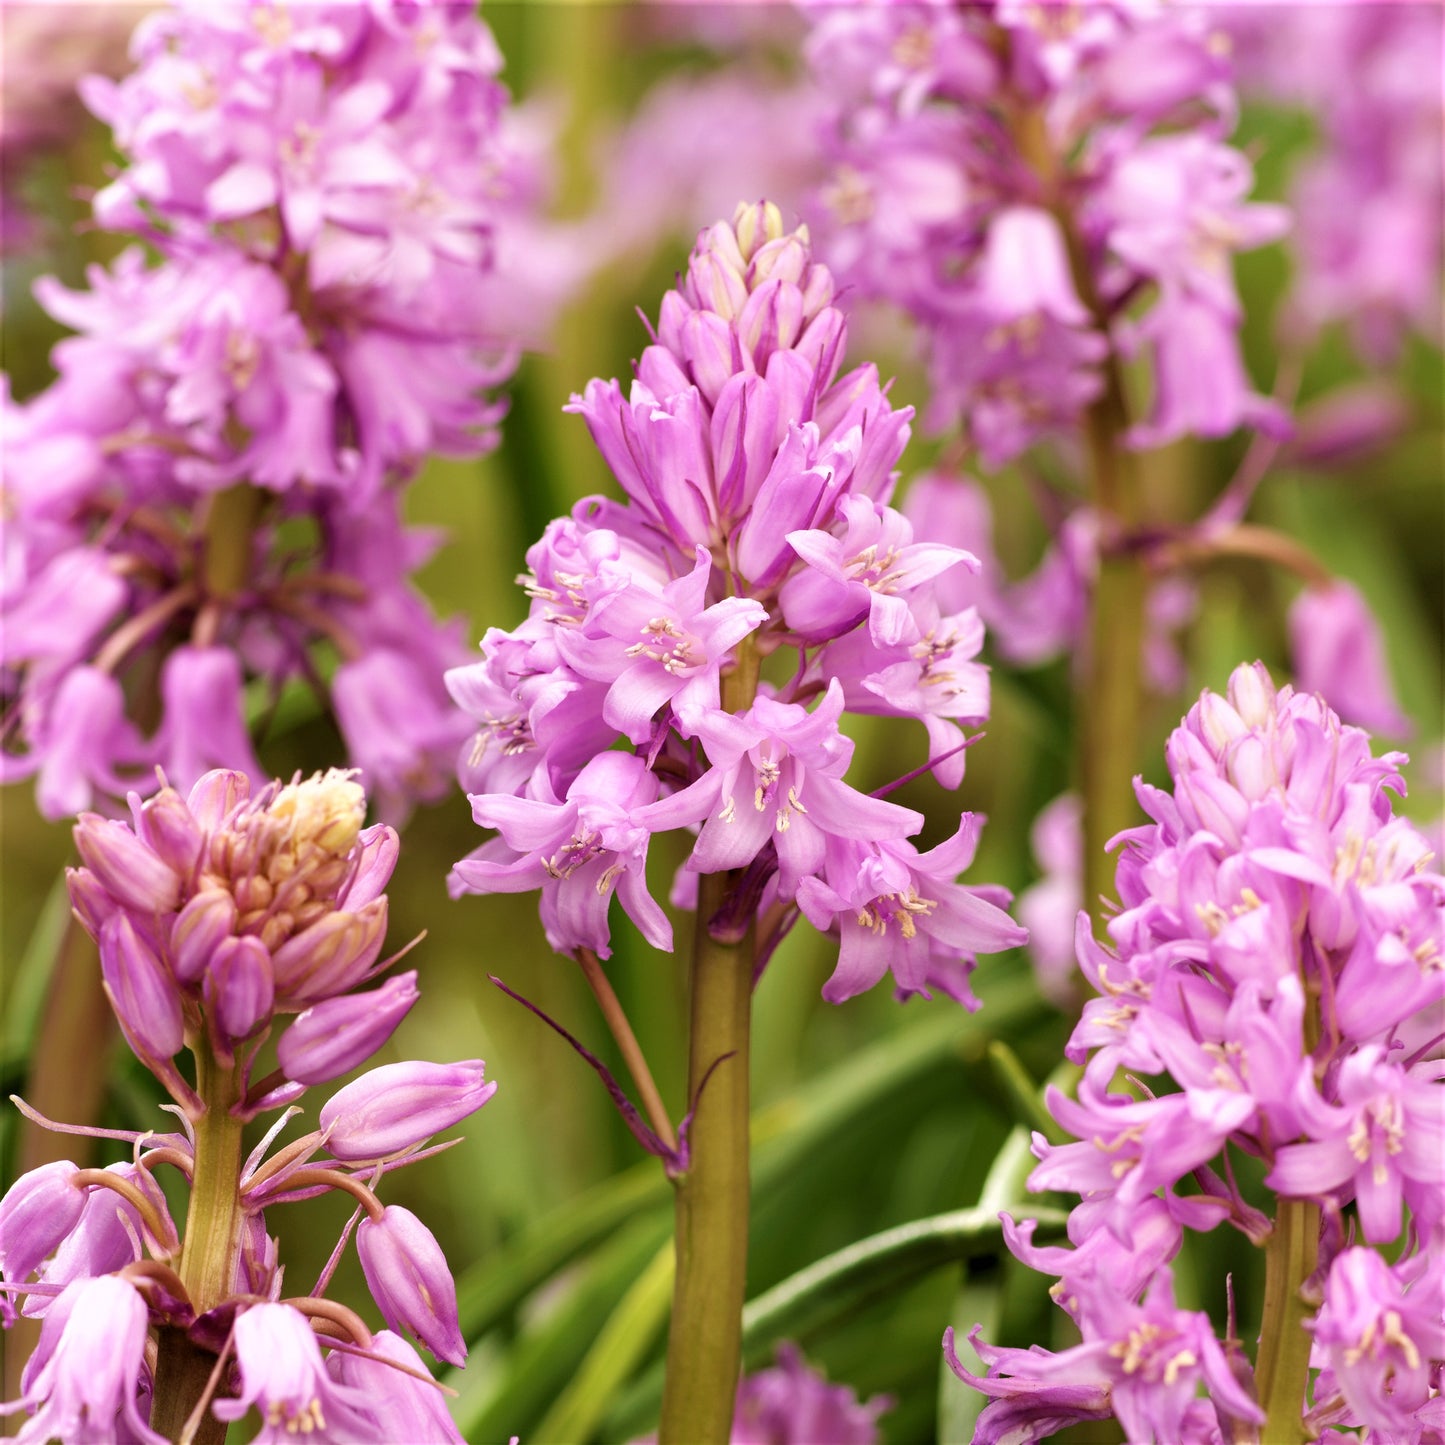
[151,1048,247,1445]
[1010,99,1147,932]
[658,638,761,1445]
[1256,1197,1320,1445]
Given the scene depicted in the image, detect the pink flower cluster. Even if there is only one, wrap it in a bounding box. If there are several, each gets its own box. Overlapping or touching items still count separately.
[804,1,1289,465]
[0,768,493,1441]
[641,1343,890,1445]
[2,0,540,819]
[450,203,1024,1006]
[733,1345,890,1445]
[949,663,1445,1442]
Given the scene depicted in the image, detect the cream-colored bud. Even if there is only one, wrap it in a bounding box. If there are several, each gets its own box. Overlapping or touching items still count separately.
[270,770,365,857]
[733,200,785,261]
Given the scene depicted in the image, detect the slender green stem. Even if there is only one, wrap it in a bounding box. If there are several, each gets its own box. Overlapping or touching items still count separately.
[1082,547,1147,922]
[658,640,761,1445]
[150,1049,247,1445]
[1256,1197,1320,1445]
[577,947,677,1154]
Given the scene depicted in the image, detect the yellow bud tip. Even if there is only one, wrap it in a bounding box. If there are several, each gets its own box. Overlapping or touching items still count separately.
[271,769,366,856]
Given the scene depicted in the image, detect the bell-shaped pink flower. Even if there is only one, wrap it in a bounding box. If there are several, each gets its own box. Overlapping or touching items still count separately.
[278,971,420,1086]
[320,1060,496,1161]
[1289,580,1412,737]
[0,1162,86,1315]
[328,1331,464,1442]
[1,1275,163,1443]
[357,1205,466,1366]
[212,1303,379,1442]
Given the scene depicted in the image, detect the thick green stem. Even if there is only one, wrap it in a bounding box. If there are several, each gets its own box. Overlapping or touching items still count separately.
[1082,545,1147,923]
[1256,1197,1320,1444]
[150,1049,247,1445]
[658,641,761,1445]
[658,892,754,1444]
[1012,100,1146,931]
[200,483,265,601]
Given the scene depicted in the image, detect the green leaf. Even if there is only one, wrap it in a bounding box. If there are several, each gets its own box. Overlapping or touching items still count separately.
[604,1201,1069,1441]
[937,1254,1004,1444]
[740,1202,1069,1351]
[0,871,72,1077]
[452,1212,673,1443]
[532,1237,674,1445]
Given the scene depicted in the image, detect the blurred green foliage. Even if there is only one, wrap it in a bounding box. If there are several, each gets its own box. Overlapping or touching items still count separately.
[1,4,1440,1441]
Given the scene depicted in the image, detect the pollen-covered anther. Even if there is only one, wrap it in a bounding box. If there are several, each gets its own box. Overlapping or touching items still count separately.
[1194,900,1229,937]
[266,1396,325,1434]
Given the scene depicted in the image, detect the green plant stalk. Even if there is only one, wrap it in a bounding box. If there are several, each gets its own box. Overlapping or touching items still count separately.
[657,882,754,1443]
[658,640,761,1445]
[200,483,265,600]
[1082,545,1147,922]
[1011,101,1147,932]
[1256,1197,1320,1443]
[150,1047,247,1445]
[612,1201,1071,1440]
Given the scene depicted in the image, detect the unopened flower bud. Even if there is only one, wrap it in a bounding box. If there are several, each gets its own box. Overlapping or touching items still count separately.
[1227,661,1273,728]
[338,825,399,909]
[277,971,419,1085]
[134,786,204,877]
[74,816,180,914]
[1197,692,1248,752]
[320,1060,496,1161]
[186,768,250,831]
[270,769,365,856]
[733,198,785,261]
[205,935,274,1045]
[689,245,749,320]
[748,232,810,288]
[0,1161,86,1290]
[99,913,183,1065]
[65,867,116,936]
[269,897,388,1004]
[357,1205,466,1365]
[169,887,238,984]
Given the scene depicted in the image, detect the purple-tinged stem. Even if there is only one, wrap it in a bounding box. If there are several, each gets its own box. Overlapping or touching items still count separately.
[658,637,761,1445]
[577,947,678,1156]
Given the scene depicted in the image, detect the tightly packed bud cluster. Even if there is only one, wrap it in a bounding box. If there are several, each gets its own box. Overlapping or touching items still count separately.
[67,767,405,1096]
[0,769,494,1441]
[949,663,1445,1443]
[805,1,1288,464]
[449,203,1025,1006]
[2,0,544,820]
